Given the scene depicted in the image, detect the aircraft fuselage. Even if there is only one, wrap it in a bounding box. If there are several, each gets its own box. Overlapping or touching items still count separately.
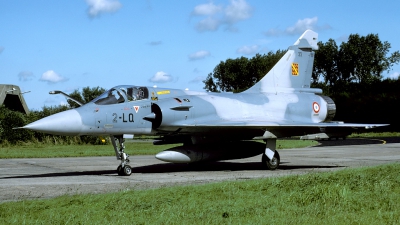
[44,86,335,140]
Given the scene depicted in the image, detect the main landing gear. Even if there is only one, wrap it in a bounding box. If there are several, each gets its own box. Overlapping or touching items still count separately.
[261,138,280,170]
[111,135,132,176]
[262,150,280,170]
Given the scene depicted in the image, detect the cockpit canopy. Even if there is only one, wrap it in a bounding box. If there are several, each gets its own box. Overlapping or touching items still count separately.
[92,85,149,105]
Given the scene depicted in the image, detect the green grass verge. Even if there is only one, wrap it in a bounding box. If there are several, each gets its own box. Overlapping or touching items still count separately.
[0,140,317,159]
[1,163,399,224]
[349,131,400,138]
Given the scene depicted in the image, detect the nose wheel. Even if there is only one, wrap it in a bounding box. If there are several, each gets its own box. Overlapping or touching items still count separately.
[117,164,132,176]
[111,135,132,176]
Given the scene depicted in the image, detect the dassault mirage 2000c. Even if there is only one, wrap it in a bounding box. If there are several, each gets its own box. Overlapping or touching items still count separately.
[22,30,387,176]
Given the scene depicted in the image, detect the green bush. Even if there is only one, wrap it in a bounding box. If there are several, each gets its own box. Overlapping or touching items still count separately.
[0,106,34,144]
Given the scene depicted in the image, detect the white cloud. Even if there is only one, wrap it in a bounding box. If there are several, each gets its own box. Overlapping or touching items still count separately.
[0,46,4,54]
[285,17,318,35]
[237,45,259,55]
[192,0,253,32]
[188,50,210,61]
[196,17,221,32]
[389,72,400,79]
[192,2,222,16]
[18,71,35,81]
[265,17,331,36]
[225,0,252,23]
[86,0,122,17]
[149,71,173,83]
[40,70,68,83]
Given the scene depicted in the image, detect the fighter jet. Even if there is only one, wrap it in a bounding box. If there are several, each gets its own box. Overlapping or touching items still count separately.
[22,30,387,176]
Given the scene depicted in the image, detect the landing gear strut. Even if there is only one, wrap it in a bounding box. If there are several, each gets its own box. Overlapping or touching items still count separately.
[111,135,132,176]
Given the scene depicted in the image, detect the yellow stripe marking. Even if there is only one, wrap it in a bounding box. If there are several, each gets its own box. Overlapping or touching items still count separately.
[157,90,171,95]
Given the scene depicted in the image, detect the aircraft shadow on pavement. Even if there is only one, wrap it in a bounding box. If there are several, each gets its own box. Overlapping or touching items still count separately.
[0,162,343,179]
[0,170,116,179]
[312,137,400,147]
[131,161,342,174]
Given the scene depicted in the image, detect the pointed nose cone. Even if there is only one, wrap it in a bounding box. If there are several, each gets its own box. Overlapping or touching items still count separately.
[23,109,83,135]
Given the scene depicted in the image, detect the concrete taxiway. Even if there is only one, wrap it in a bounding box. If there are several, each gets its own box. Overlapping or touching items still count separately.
[0,139,399,202]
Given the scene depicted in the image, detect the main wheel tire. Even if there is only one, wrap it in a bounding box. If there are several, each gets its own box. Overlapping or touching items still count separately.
[122,165,132,176]
[262,151,280,170]
[117,165,124,176]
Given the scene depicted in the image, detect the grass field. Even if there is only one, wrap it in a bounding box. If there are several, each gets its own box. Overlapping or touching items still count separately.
[0,139,317,159]
[349,131,400,138]
[0,163,399,224]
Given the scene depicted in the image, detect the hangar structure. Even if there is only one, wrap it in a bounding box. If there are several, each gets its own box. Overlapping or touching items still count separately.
[0,84,30,114]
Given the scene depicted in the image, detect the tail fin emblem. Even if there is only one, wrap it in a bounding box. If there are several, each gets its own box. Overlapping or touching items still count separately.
[291,63,299,76]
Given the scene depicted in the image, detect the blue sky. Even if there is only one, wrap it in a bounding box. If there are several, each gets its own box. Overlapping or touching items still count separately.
[1,0,399,110]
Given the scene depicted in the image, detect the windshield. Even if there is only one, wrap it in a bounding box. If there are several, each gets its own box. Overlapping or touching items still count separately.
[92,85,149,105]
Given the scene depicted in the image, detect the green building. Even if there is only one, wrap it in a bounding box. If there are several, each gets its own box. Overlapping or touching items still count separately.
[0,84,30,114]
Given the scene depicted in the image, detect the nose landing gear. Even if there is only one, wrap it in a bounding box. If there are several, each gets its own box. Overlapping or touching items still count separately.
[111,135,132,176]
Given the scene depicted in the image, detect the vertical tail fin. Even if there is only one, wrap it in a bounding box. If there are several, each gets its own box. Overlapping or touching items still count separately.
[244,30,319,93]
